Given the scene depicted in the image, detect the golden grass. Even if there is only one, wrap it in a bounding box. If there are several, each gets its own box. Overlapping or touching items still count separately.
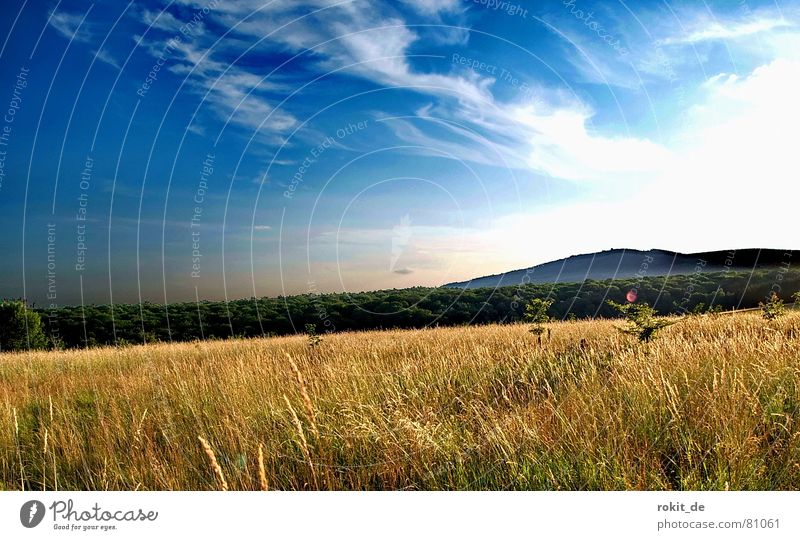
[1,312,800,490]
[197,436,228,491]
[258,443,268,491]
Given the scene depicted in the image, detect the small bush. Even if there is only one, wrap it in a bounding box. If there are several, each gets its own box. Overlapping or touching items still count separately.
[305,323,322,348]
[524,298,553,336]
[760,292,785,320]
[607,300,675,342]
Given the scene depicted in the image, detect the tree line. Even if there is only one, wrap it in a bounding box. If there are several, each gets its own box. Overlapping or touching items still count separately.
[1,269,798,351]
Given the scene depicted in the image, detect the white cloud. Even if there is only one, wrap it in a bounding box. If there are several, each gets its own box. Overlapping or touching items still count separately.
[515,104,671,183]
[401,0,461,16]
[368,56,800,280]
[140,9,184,32]
[251,171,270,184]
[137,2,505,151]
[657,17,791,46]
[382,116,528,169]
[93,48,120,69]
[142,1,797,198]
[48,10,92,42]
[139,33,297,138]
[277,6,657,184]
[649,58,800,241]
[49,9,121,70]
[278,55,800,290]
[186,123,205,136]
[473,57,800,262]
[555,6,795,89]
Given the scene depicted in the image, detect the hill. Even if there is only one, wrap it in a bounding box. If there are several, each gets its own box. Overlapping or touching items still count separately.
[444,248,796,289]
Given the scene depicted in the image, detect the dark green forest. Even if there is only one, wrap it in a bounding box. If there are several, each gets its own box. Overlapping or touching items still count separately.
[33,269,800,349]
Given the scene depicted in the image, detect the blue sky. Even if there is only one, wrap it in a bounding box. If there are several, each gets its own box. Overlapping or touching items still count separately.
[0,0,798,304]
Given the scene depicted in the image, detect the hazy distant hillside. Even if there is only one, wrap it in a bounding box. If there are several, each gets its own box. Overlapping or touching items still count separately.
[444,248,796,289]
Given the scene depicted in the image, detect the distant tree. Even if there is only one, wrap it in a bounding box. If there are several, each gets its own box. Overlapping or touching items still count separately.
[760,292,785,320]
[607,300,675,343]
[0,299,48,352]
[525,298,553,337]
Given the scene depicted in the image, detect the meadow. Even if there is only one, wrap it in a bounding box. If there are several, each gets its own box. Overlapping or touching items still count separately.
[2,311,800,490]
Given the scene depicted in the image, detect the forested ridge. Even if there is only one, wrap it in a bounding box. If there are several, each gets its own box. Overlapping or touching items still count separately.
[36,269,800,348]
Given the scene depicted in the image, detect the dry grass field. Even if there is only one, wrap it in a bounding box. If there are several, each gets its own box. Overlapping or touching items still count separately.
[2,312,800,490]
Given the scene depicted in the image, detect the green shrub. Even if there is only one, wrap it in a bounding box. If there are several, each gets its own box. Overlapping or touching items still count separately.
[305,323,322,348]
[607,300,675,342]
[0,299,48,351]
[760,292,785,320]
[524,298,553,336]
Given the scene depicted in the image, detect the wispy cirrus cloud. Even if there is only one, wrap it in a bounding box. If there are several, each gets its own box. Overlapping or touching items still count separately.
[141,0,798,193]
[49,8,122,69]
[400,0,462,16]
[48,9,93,42]
[134,11,298,139]
[139,8,185,32]
[656,16,791,46]
[94,47,120,69]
